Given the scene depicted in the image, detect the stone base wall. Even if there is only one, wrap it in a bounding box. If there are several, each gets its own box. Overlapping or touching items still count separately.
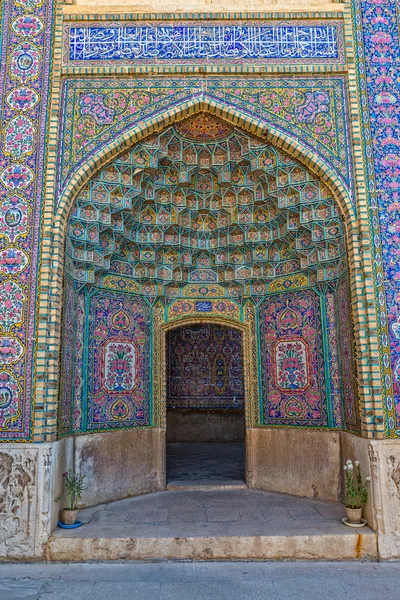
[2,430,400,559]
[73,429,165,506]
[246,428,342,501]
[0,430,165,559]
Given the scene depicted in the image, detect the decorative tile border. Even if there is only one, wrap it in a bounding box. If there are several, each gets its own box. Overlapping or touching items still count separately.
[168,299,241,321]
[65,20,344,66]
[351,0,399,436]
[0,0,55,439]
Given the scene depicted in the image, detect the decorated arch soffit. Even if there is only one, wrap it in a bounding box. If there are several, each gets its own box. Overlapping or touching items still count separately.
[65,112,349,298]
[56,76,355,214]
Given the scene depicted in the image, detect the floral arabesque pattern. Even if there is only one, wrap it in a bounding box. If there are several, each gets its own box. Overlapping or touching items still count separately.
[260,290,327,427]
[57,77,353,206]
[87,291,150,430]
[0,0,55,439]
[352,0,399,435]
[167,324,244,409]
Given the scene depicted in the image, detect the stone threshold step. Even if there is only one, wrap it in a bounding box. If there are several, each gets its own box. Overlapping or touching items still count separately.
[47,532,378,562]
[166,481,247,491]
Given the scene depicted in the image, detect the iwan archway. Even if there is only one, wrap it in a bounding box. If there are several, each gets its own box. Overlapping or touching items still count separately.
[58,111,361,506]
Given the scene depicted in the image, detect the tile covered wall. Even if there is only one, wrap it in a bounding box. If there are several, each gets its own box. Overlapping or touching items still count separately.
[60,286,151,434]
[167,323,244,409]
[0,1,398,441]
[260,289,329,428]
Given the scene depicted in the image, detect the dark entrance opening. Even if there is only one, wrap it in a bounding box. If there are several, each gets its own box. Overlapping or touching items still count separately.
[166,323,245,485]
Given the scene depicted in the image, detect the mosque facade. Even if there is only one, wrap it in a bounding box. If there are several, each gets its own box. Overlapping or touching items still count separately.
[1,0,400,559]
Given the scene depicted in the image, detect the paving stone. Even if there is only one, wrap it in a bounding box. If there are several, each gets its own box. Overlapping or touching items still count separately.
[53,489,374,541]
[206,507,241,521]
[238,507,265,520]
[271,576,349,600]
[0,562,398,599]
[287,507,326,520]
[167,443,245,483]
[261,506,294,520]
[0,580,43,600]
[168,508,208,522]
[160,580,275,600]
[38,581,161,600]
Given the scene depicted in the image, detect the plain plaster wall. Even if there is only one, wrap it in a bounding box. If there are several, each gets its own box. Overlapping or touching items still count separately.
[66,1,343,13]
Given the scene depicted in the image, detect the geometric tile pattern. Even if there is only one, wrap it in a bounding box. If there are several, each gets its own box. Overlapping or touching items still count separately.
[65,113,348,300]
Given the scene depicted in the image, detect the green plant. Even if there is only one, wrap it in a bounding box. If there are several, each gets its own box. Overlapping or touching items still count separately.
[343,460,371,509]
[55,470,85,510]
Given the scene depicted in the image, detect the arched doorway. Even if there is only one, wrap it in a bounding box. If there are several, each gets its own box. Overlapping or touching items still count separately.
[166,323,246,485]
[58,111,360,504]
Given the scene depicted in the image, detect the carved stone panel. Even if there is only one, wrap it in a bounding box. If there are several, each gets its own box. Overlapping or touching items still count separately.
[0,448,38,557]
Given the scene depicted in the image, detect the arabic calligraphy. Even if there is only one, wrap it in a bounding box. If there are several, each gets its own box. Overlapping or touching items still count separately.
[69,25,339,62]
[195,301,212,312]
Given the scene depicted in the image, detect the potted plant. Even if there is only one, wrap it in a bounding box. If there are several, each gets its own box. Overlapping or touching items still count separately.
[343,459,371,526]
[56,469,85,527]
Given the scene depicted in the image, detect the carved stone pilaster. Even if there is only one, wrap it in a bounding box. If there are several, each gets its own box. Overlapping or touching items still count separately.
[0,449,38,557]
[39,447,53,545]
[368,443,384,533]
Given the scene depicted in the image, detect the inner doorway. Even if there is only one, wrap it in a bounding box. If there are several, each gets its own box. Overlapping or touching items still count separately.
[166,323,245,485]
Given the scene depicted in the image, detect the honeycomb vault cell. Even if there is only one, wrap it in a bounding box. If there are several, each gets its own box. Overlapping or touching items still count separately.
[66,113,347,298]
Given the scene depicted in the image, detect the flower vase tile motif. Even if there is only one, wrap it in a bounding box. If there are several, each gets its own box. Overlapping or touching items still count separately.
[260,290,327,428]
[101,338,138,395]
[86,291,151,430]
[0,0,55,440]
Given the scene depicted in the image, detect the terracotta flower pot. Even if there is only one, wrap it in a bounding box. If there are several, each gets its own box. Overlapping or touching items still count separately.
[345,506,362,524]
[61,508,79,525]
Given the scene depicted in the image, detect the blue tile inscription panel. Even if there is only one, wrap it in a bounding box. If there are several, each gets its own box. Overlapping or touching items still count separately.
[68,23,342,64]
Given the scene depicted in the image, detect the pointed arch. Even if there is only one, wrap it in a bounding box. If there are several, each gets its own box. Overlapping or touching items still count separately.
[35,99,378,439]
[54,97,355,229]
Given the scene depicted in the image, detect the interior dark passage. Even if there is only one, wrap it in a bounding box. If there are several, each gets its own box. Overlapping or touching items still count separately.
[166,323,245,484]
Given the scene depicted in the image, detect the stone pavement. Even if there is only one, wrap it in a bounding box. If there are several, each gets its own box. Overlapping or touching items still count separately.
[48,489,378,561]
[0,560,399,600]
[167,443,245,484]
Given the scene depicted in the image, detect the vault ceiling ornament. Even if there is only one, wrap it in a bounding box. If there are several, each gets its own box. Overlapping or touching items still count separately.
[66,113,347,299]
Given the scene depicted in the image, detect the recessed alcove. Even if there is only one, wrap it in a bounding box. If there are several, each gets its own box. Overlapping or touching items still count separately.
[59,111,359,506]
